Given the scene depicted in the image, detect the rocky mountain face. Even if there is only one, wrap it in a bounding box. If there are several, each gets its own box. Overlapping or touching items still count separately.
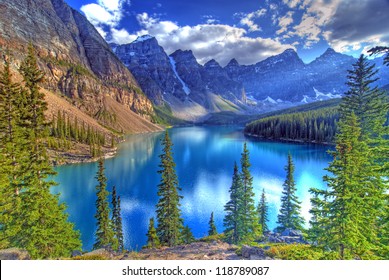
[226,47,389,104]
[0,0,158,133]
[113,36,246,121]
[113,34,388,121]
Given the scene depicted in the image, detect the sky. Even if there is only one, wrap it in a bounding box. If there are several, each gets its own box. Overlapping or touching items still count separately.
[65,0,389,66]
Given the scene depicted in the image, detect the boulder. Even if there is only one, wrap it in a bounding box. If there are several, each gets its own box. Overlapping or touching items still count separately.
[241,245,266,259]
[0,248,30,260]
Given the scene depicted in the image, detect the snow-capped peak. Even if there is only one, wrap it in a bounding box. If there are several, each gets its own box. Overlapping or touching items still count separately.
[263,96,277,104]
[133,35,154,43]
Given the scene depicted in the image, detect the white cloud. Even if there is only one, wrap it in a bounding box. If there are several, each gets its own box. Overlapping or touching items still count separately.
[282,0,304,9]
[110,28,137,45]
[238,9,267,32]
[132,13,295,66]
[80,0,131,43]
[276,11,294,35]
[288,0,389,51]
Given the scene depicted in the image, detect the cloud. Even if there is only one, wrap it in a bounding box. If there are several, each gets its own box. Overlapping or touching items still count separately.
[286,0,389,51]
[80,0,131,43]
[323,0,389,52]
[132,13,295,66]
[276,11,294,35]
[237,9,267,32]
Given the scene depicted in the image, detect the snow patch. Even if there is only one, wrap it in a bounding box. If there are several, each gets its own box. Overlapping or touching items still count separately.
[301,95,309,103]
[169,56,191,95]
[313,87,342,99]
[133,35,154,43]
[263,96,277,104]
[276,98,283,103]
[129,52,135,56]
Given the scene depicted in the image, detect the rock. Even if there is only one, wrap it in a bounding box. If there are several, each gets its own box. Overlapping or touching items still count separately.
[241,246,266,259]
[0,0,157,128]
[0,248,30,260]
[281,228,302,237]
[71,250,82,257]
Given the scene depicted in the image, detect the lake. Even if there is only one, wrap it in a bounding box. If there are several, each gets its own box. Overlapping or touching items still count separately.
[53,126,332,251]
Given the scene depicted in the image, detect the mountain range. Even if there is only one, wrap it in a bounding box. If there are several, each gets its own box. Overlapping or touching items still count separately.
[0,0,388,126]
[113,35,389,121]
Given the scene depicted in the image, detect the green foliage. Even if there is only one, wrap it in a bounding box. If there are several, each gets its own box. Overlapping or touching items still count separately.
[156,131,183,246]
[265,244,333,260]
[224,144,261,244]
[49,110,107,154]
[111,186,124,251]
[245,107,338,144]
[0,45,81,258]
[199,233,225,243]
[223,162,243,244]
[309,55,389,260]
[181,225,195,244]
[144,217,160,249]
[93,158,116,250]
[276,153,304,232]
[257,189,269,232]
[208,212,217,236]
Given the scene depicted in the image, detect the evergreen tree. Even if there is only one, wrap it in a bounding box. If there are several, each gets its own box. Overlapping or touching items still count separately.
[309,55,388,259]
[310,113,376,259]
[0,55,24,248]
[276,153,304,232]
[156,130,183,247]
[0,46,81,258]
[223,162,243,244]
[94,158,115,249]
[257,189,269,233]
[208,212,217,236]
[239,143,260,240]
[144,217,160,249]
[111,186,124,251]
[181,225,195,244]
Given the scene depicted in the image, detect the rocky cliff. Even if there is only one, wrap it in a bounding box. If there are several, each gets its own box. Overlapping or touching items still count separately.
[0,0,159,133]
[113,36,246,121]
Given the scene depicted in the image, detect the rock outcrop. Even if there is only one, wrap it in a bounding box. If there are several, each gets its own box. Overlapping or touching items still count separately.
[113,36,246,121]
[0,0,159,133]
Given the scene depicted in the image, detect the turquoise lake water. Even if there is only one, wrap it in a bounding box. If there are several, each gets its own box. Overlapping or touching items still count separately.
[53,126,332,251]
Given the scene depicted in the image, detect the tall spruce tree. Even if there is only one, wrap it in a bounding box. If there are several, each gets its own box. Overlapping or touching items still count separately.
[309,55,388,259]
[257,189,269,233]
[0,46,81,258]
[144,217,160,249]
[208,212,217,236]
[0,55,24,248]
[111,186,124,251]
[94,158,115,249]
[276,153,304,232]
[223,162,243,244]
[156,130,183,246]
[240,143,260,240]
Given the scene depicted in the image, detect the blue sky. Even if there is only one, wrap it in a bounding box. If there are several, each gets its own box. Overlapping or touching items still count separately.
[65,0,389,66]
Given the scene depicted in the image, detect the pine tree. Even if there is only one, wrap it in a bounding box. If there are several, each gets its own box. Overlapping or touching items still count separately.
[309,55,388,259]
[94,158,115,249]
[181,225,195,244]
[0,45,82,258]
[0,54,24,248]
[208,212,217,236]
[144,217,160,249]
[239,143,260,240]
[156,130,183,247]
[111,186,124,251]
[257,189,269,233]
[276,153,304,232]
[223,162,243,244]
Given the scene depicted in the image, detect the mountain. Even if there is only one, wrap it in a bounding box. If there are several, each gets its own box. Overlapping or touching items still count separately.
[0,0,160,133]
[225,47,389,104]
[113,36,246,121]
